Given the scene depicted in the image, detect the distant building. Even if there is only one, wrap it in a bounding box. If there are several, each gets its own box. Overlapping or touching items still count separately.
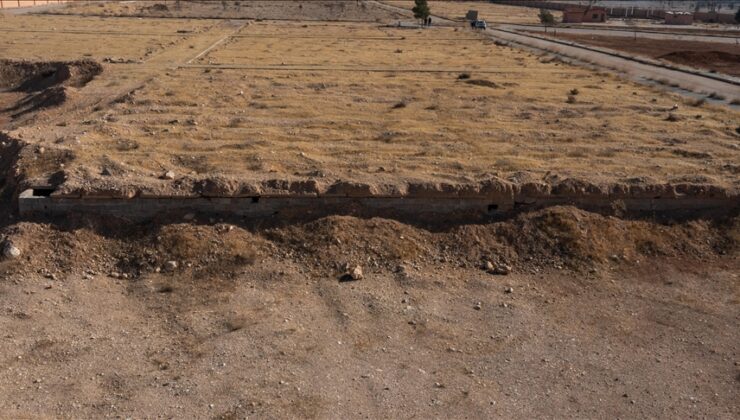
[465,10,479,22]
[664,11,694,25]
[562,6,607,23]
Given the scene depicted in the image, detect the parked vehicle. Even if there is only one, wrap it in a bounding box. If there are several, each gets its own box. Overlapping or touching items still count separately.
[471,20,487,29]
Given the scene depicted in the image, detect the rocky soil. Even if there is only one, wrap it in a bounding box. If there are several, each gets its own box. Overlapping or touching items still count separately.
[0,207,738,418]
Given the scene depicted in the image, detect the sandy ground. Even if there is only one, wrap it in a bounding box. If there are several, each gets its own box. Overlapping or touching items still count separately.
[0,209,738,419]
[544,33,740,77]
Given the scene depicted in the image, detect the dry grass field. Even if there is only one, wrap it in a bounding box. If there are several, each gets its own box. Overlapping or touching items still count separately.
[2,15,738,196]
[50,0,408,21]
[0,14,214,61]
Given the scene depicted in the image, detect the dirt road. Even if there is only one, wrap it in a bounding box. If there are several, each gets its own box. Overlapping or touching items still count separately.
[489,28,740,98]
[502,23,740,44]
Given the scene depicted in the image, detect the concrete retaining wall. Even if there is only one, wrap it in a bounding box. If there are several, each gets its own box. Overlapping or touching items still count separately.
[18,189,738,222]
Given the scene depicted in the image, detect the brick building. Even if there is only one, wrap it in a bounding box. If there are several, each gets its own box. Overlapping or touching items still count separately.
[562,6,607,23]
[664,11,694,25]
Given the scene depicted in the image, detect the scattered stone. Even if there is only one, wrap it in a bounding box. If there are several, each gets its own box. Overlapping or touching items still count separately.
[350,265,363,281]
[484,261,494,271]
[504,287,514,294]
[473,302,482,310]
[493,264,512,275]
[164,261,178,272]
[2,242,21,259]
[183,213,195,221]
[162,170,176,180]
[109,271,120,279]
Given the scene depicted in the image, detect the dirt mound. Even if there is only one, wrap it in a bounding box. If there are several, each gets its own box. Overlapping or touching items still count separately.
[264,216,435,272]
[658,50,740,75]
[659,50,740,65]
[264,207,738,275]
[141,3,169,13]
[0,208,735,299]
[4,86,71,118]
[0,59,102,92]
[0,59,101,122]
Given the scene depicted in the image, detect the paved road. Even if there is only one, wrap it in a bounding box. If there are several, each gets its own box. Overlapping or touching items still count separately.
[502,24,740,44]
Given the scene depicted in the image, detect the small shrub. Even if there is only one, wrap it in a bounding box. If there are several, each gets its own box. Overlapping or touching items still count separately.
[465,79,499,88]
[569,88,579,96]
[392,101,407,109]
[707,92,726,100]
[665,113,682,122]
[457,73,471,80]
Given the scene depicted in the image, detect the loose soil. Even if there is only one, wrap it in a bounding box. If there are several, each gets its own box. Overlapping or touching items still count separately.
[0,207,738,418]
[0,59,102,122]
[549,33,740,77]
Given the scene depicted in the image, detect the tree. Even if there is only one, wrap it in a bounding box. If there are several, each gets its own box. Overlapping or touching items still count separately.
[538,9,555,26]
[412,0,430,25]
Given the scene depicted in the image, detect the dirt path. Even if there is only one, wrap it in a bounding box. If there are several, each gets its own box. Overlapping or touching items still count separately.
[503,23,740,44]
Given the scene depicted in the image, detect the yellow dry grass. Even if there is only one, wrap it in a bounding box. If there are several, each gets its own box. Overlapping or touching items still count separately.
[0,14,214,61]
[1,14,738,192]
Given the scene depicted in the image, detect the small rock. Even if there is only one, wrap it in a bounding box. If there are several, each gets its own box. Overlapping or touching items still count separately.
[164,261,178,272]
[109,271,120,279]
[473,302,482,310]
[504,287,514,294]
[183,213,195,221]
[350,265,363,281]
[484,261,494,271]
[2,242,21,259]
[493,264,512,275]
[163,171,176,180]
